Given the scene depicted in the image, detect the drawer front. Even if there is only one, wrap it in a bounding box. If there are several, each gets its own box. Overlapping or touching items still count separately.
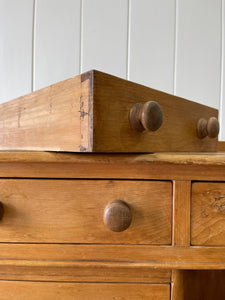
[0,179,172,244]
[0,281,170,300]
[191,182,225,246]
[0,70,218,153]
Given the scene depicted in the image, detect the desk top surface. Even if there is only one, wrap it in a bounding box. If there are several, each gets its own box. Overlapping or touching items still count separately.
[0,150,224,166]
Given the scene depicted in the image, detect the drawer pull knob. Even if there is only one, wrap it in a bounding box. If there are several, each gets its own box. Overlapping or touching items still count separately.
[129,101,163,132]
[197,117,219,139]
[104,200,132,232]
[0,202,4,220]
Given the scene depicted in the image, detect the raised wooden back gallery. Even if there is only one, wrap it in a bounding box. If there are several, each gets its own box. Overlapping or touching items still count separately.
[0,70,219,152]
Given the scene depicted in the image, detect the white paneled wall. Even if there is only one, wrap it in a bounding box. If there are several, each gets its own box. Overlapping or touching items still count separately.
[129,0,175,93]
[0,0,34,101]
[81,0,128,78]
[175,0,221,109]
[34,0,81,90]
[0,0,224,139]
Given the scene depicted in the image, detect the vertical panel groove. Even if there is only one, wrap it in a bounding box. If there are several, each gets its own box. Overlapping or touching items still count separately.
[219,0,224,140]
[79,0,83,74]
[126,0,131,80]
[32,0,37,92]
[173,0,178,95]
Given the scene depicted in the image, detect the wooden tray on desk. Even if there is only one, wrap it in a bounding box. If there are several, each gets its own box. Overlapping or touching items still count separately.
[0,70,219,152]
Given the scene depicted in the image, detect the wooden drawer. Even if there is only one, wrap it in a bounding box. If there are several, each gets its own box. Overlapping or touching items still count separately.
[0,70,218,153]
[0,179,172,244]
[191,182,225,245]
[0,281,170,300]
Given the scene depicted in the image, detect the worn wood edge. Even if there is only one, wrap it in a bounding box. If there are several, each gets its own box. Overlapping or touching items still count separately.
[92,71,217,113]
[136,152,225,165]
[0,152,225,165]
[0,70,94,152]
[80,70,94,152]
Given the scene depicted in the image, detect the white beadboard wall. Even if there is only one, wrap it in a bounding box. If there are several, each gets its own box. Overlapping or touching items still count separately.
[0,0,224,140]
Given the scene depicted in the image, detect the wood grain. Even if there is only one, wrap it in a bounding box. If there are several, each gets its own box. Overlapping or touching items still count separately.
[1,151,225,165]
[0,264,171,283]
[191,182,225,246]
[1,244,225,269]
[0,70,218,152]
[1,161,225,182]
[103,200,132,232]
[173,181,191,246]
[93,71,218,152]
[0,179,172,244]
[0,72,92,152]
[0,152,225,181]
[0,281,170,300]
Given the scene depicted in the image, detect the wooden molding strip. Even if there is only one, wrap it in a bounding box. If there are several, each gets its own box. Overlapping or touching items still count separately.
[0,244,225,270]
[0,161,225,181]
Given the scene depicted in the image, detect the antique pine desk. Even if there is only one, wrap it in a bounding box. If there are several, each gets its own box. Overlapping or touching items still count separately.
[0,71,224,299]
[0,150,224,299]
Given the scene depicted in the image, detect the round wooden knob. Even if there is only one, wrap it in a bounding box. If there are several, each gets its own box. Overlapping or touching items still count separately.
[197,117,219,139]
[103,200,132,232]
[207,117,220,138]
[129,101,163,132]
[0,202,4,220]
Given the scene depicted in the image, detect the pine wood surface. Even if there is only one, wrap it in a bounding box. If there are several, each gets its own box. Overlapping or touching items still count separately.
[0,179,172,244]
[173,181,191,246]
[0,152,225,181]
[191,182,225,246]
[0,70,218,152]
[93,71,218,152]
[0,73,92,152]
[0,244,225,269]
[0,151,224,298]
[0,265,171,283]
[0,281,170,300]
[0,151,225,165]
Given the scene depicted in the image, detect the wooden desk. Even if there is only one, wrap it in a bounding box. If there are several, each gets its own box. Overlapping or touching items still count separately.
[0,151,224,299]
